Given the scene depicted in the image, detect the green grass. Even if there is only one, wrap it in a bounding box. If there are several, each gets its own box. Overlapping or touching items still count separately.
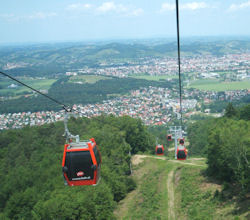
[175,166,217,219]
[69,75,109,84]
[175,166,249,220]
[188,79,250,91]
[131,74,178,81]
[115,156,249,219]
[0,78,56,96]
[114,157,173,219]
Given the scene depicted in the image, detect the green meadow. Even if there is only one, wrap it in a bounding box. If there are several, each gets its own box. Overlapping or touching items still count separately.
[188,79,250,91]
[0,78,56,96]
[131,74,178,81]
[69,75,109,84]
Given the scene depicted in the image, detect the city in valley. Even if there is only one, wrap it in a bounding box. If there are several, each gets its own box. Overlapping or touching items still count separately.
[0,50,250,130]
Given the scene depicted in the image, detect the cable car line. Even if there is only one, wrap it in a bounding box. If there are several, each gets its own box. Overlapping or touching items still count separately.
[175,0,183,126]
[0,70,131,133]
[164,0,188,160]
[0,71,70,112]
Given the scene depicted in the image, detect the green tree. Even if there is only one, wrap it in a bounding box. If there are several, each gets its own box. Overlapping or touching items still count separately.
[225,103,237,118]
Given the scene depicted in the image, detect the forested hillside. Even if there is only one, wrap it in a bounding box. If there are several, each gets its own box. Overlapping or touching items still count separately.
[188,103,250,195]
[0,115,155,219]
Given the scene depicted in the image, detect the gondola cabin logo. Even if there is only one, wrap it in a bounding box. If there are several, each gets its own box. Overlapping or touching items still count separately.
[77,171,84,177]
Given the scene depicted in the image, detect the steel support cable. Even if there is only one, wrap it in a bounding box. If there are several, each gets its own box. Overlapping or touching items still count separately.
[175,0,183,126]
[0,71,70,112]
[0,71,144,160]
[0,71,122,129]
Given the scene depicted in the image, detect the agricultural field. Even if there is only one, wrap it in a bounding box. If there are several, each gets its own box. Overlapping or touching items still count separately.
[0,78,56,97]
[188,79,250,91]
[69,75,109,84]
[131,74,178,81]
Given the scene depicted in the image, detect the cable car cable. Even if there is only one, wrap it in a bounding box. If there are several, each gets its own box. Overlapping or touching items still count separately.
[0,71,132,136]
[175,0,183,127]
[0,71,130,133]
[0,71,71,112]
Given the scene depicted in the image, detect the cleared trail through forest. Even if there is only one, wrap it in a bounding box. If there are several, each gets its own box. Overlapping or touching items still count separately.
[116,155,247,219]
[131,155,206,220]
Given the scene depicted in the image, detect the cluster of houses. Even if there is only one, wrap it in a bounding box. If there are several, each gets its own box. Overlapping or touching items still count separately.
[75,53,250,78]
[1,86,249,130]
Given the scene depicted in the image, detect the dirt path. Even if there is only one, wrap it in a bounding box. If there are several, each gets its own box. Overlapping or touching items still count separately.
[128,155,206,220]
[168,160,206,167]
[131,155,150,165]
[132,155,206,167]
[167,170,175,220]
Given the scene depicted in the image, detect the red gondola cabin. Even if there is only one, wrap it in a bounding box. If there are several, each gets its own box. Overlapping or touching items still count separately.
[167,134,172,141]
[155,144,164,156]
[62,138,101,186]
[177,146,187,160]
[179,138,184,145]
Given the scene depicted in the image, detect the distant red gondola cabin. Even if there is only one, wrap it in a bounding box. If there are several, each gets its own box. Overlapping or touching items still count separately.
[155,144,164,156]
[167,134,172,141]
[179,138,184,145]
[177,146,187,160]
[62,138,101,186]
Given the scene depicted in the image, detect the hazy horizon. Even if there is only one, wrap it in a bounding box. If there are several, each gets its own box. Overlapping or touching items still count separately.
[1,35,250,47]
[1,0,250,44]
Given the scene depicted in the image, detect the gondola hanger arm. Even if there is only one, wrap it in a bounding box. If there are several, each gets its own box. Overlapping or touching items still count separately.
[63,110,80,143]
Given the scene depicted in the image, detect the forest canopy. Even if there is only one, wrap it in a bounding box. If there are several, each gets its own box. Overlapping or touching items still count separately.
[187,103,250,194]
[0,115,155,219]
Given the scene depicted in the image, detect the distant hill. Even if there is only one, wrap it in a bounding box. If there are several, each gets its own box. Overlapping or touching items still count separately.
[0,40,249,77]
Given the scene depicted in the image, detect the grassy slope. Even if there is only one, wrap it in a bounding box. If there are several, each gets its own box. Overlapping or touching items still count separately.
[68,75,109,84]
[0,78,56,96]
[131,75,178,81]
[188,79,250,91]
[114,156,249,220]
[114,158,173,219]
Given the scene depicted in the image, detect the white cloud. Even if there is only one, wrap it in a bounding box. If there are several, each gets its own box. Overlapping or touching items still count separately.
[228,1,250,11]
[0,13,15,21]
[0,12,57,22]
[182,2,208,10]
[131,8,144,16]
[65,1,142,17]
[160,1,209,12]
[66,3,92,11]
[28,12,57,20]
[161,3,175,12]
[96,1,143,16]
[97,2,117,13]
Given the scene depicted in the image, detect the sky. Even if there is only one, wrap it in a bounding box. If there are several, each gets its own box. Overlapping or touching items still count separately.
[0,0,250,44]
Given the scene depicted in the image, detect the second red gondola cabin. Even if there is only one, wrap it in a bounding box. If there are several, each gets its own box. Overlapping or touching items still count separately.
[177,146,187,160]
[167,134,172,141]
[179,138,185,145]
[62,138,101,186]
[155,144,164,156]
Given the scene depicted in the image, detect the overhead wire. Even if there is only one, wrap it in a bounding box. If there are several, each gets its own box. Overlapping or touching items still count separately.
[0,71,123,129]
[0,71,70,112]
[0,71,134,162]
[175,0,183,126]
